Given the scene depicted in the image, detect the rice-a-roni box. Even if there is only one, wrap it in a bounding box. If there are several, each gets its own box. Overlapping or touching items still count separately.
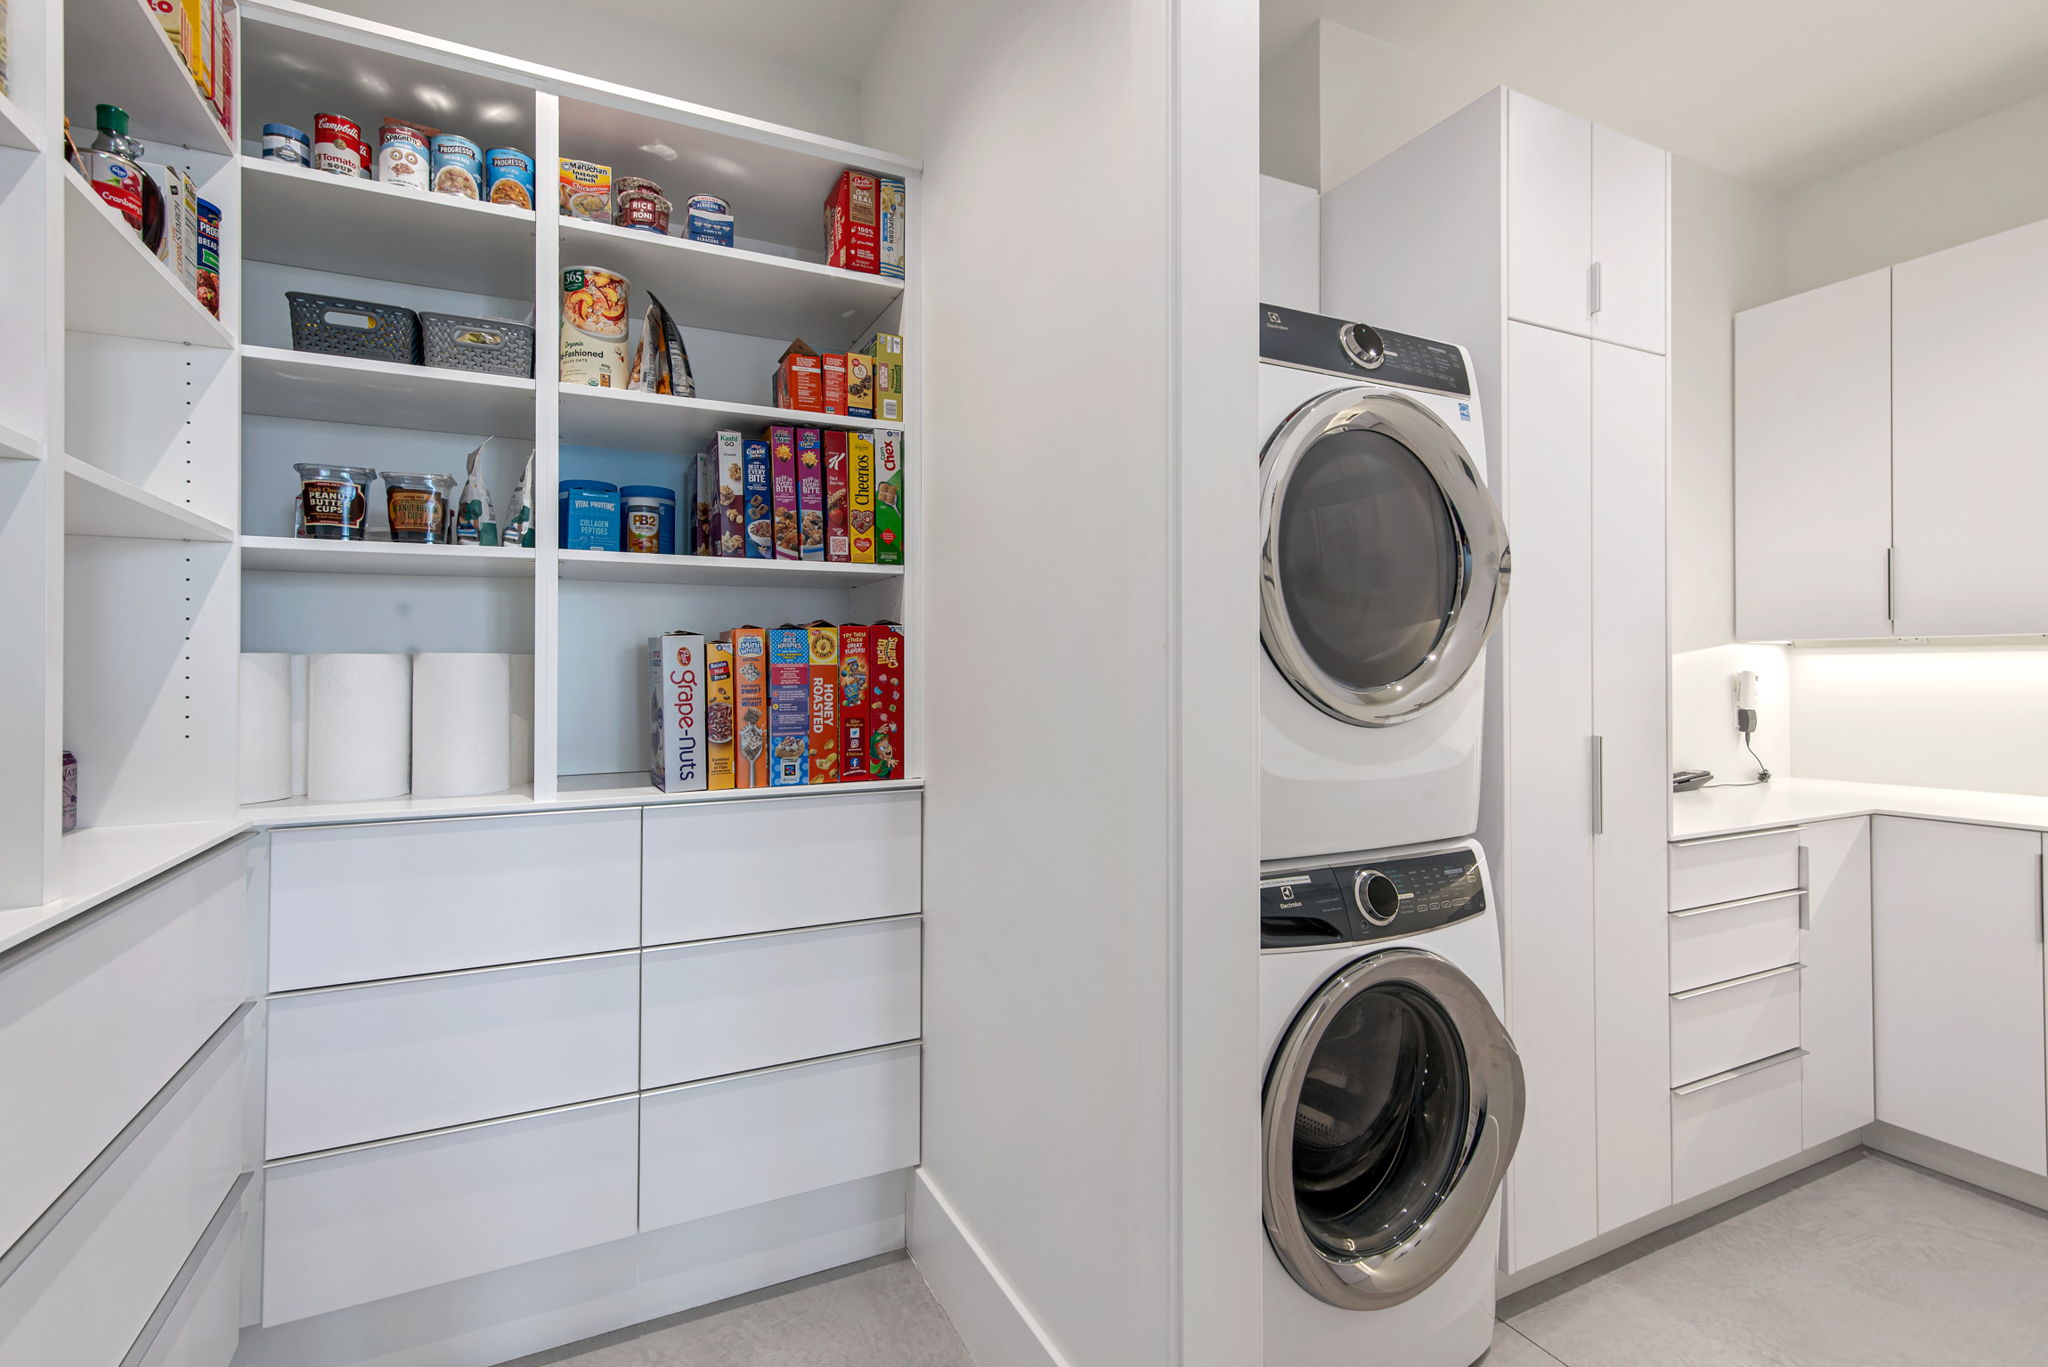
[648,631,707,793]
[767,626,811,786]
[725,626,770,788]
[807,623,840,784]
[705,639,735,789]
[838,623,873,782]
[869,623,905,780]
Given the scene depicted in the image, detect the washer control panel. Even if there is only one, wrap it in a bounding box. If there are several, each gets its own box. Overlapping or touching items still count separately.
[1259,302,1473,397]
[1260,845,1487,948]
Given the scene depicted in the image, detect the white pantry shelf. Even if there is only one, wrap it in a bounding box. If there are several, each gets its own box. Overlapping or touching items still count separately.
[559,384,904,453]
[64,456,233,542]
[240,535,537,577]
[63,170,234,349]
[0,89,42,153]
[242,785,538,827]
[241,776,923,827]
[559,217,901,347]
[242,345,538,437]
[65,0,233,155]
[553,773,925,811]
[0,820,252,957]
[240,156,538,299]
[0,419,44,462]
[557,548,903,588]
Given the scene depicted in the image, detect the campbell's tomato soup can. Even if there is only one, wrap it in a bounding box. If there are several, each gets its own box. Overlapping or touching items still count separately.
[313,113,363,177]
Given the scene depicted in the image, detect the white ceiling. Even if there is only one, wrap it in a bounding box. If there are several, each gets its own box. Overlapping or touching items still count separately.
[1264,0,2048,188]
[567,0,903,82]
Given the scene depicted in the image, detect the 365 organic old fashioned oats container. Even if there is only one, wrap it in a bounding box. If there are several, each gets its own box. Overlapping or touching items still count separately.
[560,265,630,387]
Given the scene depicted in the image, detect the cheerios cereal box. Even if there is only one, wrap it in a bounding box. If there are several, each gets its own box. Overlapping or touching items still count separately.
[848,431,876,564]
[767,626,811,786]
[806,623,840,784]
[838,623,873,782]
[724,626,769,788]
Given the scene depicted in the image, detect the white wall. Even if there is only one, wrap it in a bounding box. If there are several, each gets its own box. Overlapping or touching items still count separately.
[1259,25,1319,190]
[1259,175,1318,311]
[1671,644,1792,780]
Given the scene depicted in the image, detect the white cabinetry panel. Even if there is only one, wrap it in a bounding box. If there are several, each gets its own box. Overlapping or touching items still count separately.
[1590,126,1666,354]
[1672,1053,1803,1203]
[133,1188,248,1367]
[1506,93,1592,336]
[1668,827,1800,911]
[1670,967,1801,1087]
[1800,819,1874,1144]
[1669,892,1801,994]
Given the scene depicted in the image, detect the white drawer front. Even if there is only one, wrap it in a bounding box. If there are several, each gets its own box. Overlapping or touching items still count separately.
[0,840,249,1254]
[135,1189,247,1367]
[1669,828,1801,911]
[265,954,639,1159]
[642,919,922,1089]
[269,808,641,990]
[641,1045,921,1233]
[1672,1052,1804,1202]
[0,1024,248,1367]
[1670,966,1802,1087]
[1668,892,1801,993]
[262,1098,639,1327]
[642,792,919,946]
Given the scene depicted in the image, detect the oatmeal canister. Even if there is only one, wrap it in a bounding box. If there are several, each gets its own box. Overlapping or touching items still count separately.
[430,134,482,198]
[377,121,430,190]
[484,147,535,209]
[294,463,376,540]
[559,266,630,387]
[313,113,362,176]
[382,471,457,543]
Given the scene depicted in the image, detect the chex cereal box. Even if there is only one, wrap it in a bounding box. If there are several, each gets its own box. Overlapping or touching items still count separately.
[879,177,906,280]
[648,631,707,793]
[715,430,746,558]
[725,627,769,788]
[876,429,905,566]
[838,624,873,782]
[797,428,826,562]
[705,639,736,789]
[823,430,850,562]
[869,623,905,780]
[849,432,877,564]
[807,623,840,784]
[822,354,847,416]
[743,438,773,559]
[770,426,800,560]
[824,170,880,273]
[845,352,874,420]
[767,626,811,786]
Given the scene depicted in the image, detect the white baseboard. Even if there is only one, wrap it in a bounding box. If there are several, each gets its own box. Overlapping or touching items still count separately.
[907,1171,1071,1367]
[1864,1122,2048,1213]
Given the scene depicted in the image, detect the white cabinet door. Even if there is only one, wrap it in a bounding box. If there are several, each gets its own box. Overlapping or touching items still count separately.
[1590,341,1671,1231]
[1507,93,1592,336]
[1500,322,1599,1271]
[1892,217,2048,637]
[1800,818,1874,1145]
[1872,818,2045,1174]
[1590,126,1666,354]
[1734,269,1893,642]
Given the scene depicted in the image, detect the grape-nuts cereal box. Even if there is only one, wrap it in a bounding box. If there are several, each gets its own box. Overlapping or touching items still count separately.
[705,639,735,789]
[724,627,769,788]
[770,426,800,560]
[823,429,850,562]
[766,626,811,786]
[869,623,905,780]
[797,427,826,562]
[849,431,877,564]
[647,631,707,793]
[744,438,774,559]
[876,429,905,566]
[715,429,746,558]
[806,623,840,784]
[838,623,873,782]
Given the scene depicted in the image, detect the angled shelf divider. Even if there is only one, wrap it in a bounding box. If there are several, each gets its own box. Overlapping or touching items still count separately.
[65,0,234,155]
[63,170,234,349]
[64,457,234,542]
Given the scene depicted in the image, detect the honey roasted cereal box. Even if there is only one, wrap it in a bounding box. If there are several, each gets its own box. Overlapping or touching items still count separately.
[647,631,707,793]
[849,431,876,564]
[807,623,840,784]
[767,626,811,786]
[797,427,826,561]
[705,639,735,789]
[823,429,850,562]
[869,623,905,781]
[724,626,770,788]
[770,427,800,560]
[838,623,873,782]
[876,429,905,566]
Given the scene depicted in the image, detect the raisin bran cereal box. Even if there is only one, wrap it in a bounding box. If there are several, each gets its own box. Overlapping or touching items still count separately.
[647,631,707,793]
[822,354,847,416]
[845,352,874,420]
[743,438,773,559]
[876,429,905,566]
[849,431,877,564]
[724,627,769,788]
[823,429,850,562]
[705,639,736,789]
[823,170,880,274]
[769,426,800,560]
[715,429,746,558]
[771,339,822,411]
[766,626,811,786]
[869,624,905,780]
[806,623,840,784]
[797,427,826,562]
[838,623,873,782]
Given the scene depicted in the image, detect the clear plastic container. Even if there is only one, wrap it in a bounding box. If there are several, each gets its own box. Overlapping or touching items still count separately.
[382,471,458,544]
[294,463,377,540]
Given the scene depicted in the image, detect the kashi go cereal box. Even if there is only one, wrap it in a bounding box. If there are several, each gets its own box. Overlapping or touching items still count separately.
[838,623,874,782]
[772,339,823,412]
[876,429,905,566]
[848,431,877,564]
[705,639,736,789]
[766,626,812,786]
[869,624,906,780]
[807,623,840,784]
[724,627,770,788]
[822,353,848,416]
[769,426,800,560]
[823,429,851,562]
[743,438,773,559]
[716,429,746,559]
[797,427,827,562]
[845,352,875,420]
[647,631,707,793]
[823,170,880,274]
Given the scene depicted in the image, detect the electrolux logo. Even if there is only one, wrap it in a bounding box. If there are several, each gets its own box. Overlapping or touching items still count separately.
[1458,402,1471,422]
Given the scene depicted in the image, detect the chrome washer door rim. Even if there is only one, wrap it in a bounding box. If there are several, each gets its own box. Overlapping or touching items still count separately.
[1260,388,1510,727]
[1263,947,1526,1311]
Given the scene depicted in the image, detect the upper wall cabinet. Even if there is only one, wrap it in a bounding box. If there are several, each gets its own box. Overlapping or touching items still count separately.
[1507,94,1667,354]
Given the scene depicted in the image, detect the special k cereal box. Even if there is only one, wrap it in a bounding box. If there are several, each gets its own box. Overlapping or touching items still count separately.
[725,627,769,788]
[769,426,800,560]
[648,631,707,793]
[797,428,826,562]
[876,429,905,566]
[767,626,811,786]
[807,623,840,784]
[823,429,850,562]
[705,639,736,789]
[824,170,880,274]
[849,431,877,564]
[715,429,746,558]
[838,624,873,782]
[845,352,874,420]
[822,354,847,416]
[869,624,906,781]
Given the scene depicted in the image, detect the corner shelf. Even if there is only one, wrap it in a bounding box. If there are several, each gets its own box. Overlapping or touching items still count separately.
[558,384,905,452]
[66,0,234,155]
[242,346,538,437]
[63,170,234,349]
[64,456,233,542]
[0,820,250,956]
[0,89,42,153]
[557,548,903,587]
[240,534,536,578]
[0,419,43,462]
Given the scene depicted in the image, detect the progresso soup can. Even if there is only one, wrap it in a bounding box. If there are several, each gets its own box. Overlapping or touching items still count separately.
[484,148,535,210]
[429,134,482,199]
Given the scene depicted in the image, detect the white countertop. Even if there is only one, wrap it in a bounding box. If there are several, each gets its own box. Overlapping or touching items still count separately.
[1672,777,2048,841]
[0,819,253,957]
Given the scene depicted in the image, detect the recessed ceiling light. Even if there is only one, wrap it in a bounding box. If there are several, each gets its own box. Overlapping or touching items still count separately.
[639,142,679,161]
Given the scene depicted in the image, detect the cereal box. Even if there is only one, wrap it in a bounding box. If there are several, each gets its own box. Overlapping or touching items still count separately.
[695,447,716,556]
[725,627,770,788]
[823,429,850,562]
[647,631,707,793]
[844,352,874,420]
[560,159,612,221]
[839,623,873,782]
[797,428,826,562]
[879,176,907,280]
[824,170,880,274]
[869,624,906,780]
[743,439,773,559]
[807,623,840,784]
[767,626,811,786]
[705,639,735,789]
[770,426,800,560]
[876,429,905,566]
[715,429,746,558]
[859,331,905,424]
[822,354,847,416]
[772,339,823,412]
[848,432,877,565]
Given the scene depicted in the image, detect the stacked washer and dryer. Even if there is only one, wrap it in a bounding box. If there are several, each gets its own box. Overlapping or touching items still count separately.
[1256,303,1525,1366]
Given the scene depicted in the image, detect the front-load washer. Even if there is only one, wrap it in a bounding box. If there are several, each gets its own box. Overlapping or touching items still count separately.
[1261,839,1524,1367]
[1258,304,1509,861]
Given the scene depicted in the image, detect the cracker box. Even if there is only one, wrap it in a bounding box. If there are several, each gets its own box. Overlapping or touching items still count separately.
[770,426,801,560]
[823,429,851,562]
[848,431,877,564]
[560,159,612,221]
[695,446,717,556]
[705,639,736,789]
[743,438,773,559]
[772,339,823,411]
[821,353,848,416]
[725,627,770,788]
[878,176,907,281]
[876,429,905,566]
[715,429,745,558]
[647,631,708,793]
[797,427,826,562]
[860,331,905,424]
[806,623,840,784]
[766,626,811,786]
[838,623,873,782]
[869,623,906,780]
[845,352,874,420]
[824,170,880,274]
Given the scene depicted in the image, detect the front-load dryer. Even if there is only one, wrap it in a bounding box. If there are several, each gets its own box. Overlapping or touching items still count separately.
[1260,839,1524,1367]
[1258,304,1509,860]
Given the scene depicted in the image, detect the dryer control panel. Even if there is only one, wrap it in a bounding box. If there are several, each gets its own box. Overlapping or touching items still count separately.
[1259,845,1487,949]
[1259,302,1473,397]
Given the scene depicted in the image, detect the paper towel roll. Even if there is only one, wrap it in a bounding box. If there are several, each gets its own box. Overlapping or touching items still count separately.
[289,654,309,797]
[308,654,412,802]
[412,653,513,798]
[507,654,534,786]
[238,654,294,805]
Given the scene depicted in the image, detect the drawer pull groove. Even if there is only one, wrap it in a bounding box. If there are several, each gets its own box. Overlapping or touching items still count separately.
[1669,889,1802,918]
[1671,961,1803,1001]
[1673,1047,1806,1097]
